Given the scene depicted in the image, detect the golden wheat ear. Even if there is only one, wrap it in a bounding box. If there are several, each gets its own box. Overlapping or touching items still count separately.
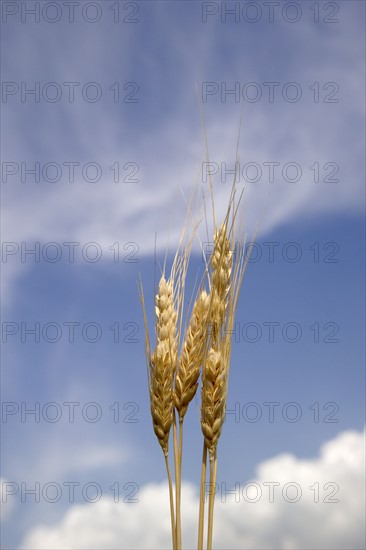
[201,347,227,458]
[174,289,210,422]
[149,275,178,455]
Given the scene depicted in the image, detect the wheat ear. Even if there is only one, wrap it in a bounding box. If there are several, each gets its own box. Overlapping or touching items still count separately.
[202,223,233,457]
[149,275,178,455]
[174,289,210,422]
[148,275,178,549]
[201,348,227,457]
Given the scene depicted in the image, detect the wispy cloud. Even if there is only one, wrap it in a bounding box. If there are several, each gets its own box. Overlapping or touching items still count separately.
[2,4,364,308]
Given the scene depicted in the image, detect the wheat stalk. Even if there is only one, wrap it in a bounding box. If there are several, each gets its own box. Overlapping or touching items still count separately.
[199,219,238,550]
[140,274,178,550]
[140,200,201,549]
[140,119,255,550]
[173,288,210,549]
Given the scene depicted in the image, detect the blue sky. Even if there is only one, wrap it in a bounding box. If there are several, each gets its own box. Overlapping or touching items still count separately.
[1,1,365,549]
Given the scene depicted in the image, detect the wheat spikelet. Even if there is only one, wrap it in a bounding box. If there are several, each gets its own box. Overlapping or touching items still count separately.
[149,276,178,455]
[201,348,227,456]
[209,223,233,348]
[174,289,210,422]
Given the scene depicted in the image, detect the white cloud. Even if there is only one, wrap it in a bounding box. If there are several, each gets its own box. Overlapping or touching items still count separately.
[19,427,365,549]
